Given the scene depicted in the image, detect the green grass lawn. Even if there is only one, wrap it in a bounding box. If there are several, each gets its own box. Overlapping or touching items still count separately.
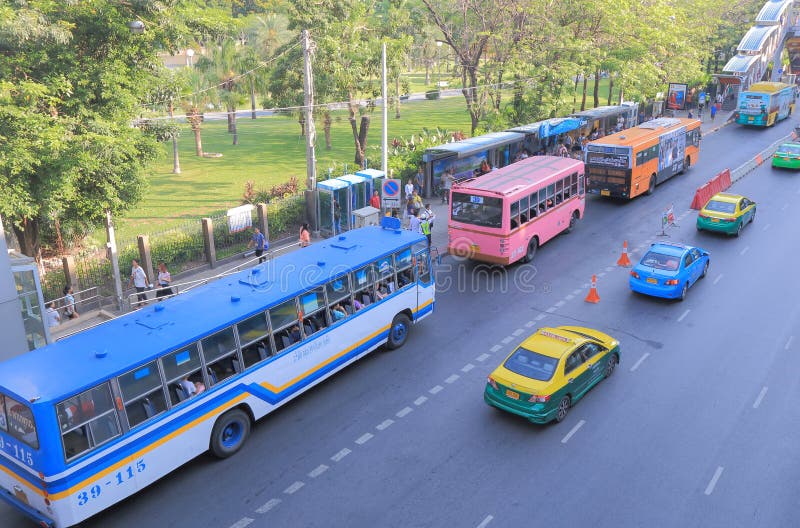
[114,76,619,240]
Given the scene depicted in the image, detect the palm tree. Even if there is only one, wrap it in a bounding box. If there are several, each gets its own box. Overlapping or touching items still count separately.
[182,69,213,157]
[243,13,291,119]
[197,40,248,145]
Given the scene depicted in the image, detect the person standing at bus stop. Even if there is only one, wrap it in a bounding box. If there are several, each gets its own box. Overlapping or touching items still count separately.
[370,190,381,210]
[247,227,268,263]
[127,260,149,307]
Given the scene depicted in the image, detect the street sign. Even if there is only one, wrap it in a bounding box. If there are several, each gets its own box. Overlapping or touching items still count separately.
[381,178,401,209]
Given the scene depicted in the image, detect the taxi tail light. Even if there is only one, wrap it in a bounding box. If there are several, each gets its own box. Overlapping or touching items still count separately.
[629,270,639,279]
[723,217,736,223]
[487,376,498,390]
[665,279,679,285]
[528,394,550,403]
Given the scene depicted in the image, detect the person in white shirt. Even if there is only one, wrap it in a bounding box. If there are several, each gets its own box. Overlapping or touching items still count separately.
[408,213,421,233]
[127,259,149,307]
[405,179,415,201]
[155,261,172,300]
[45,302,61,328]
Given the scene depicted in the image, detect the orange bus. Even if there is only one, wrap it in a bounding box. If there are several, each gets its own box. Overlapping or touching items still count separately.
[585,117,701,199]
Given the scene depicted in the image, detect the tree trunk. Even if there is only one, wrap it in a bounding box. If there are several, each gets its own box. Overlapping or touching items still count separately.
[581,75,588,111]
[12,217,41,261]
[324,112,332,150]
[593,69,601,108]
[349,115,370,166]
[169,102,181,174]
[231,105,238,145]
[462,66,481,135]
[299,114,306,136]
[607,76,614,106]
[250,78,257,119]
[227,107,234,133]
[395,76,401,119]
[424,62,430,84]
[188,109,203,156]
[53,216,64,255]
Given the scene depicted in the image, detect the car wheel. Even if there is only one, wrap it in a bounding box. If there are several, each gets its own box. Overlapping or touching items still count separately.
[701,260,709,278]
[386,313,412,350]
[522,237,538,263]
[749,210,756,224]
[604,354,617,378]
[564,211,579,233]
[210,409,251,459]
[555,395,571,423]
[735,221,743,237]
[679,282,688,301]
[646,175,656,195]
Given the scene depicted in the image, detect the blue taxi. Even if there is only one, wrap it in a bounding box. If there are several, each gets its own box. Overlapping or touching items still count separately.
[629,242,710,301]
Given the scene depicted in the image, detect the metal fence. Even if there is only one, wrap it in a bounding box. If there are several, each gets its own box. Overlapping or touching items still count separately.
[212,206,257,261]
[144,218,207,275]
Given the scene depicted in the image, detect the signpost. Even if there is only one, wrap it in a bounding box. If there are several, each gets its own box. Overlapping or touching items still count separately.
[381,179,402,209]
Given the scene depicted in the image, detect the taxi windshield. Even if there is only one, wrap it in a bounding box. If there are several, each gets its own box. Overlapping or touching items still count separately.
[641,251,680,271]
[704,200,736,213]
[776,144,800,156]
[503,347,558,381]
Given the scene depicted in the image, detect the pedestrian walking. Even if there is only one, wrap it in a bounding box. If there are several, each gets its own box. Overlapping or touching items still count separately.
[299,223,311,247]
[127,259,149,307]
[415,166,425,194]
[46,302,61,328]
[247,227,268,263]
[155,261,173,299]
[408,212,420,234]
[710,103,717,121]
[441,170,453,204]
[63,285,79,319]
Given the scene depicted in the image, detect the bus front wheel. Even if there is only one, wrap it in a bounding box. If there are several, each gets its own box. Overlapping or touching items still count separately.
[387,313,412,350]
[646,175,656,195]
[522,237,538,263]
[210,409,251,459]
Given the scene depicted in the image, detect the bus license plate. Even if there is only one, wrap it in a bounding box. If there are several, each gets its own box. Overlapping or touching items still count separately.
[505,389,520,400]
[646,277,657,284]
[601,190,610,196]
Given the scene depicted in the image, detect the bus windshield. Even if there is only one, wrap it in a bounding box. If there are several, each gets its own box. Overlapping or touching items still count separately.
[0,394,39,449]
[451,192,503,228]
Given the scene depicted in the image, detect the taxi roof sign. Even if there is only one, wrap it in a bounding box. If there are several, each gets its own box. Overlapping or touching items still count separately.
[538,329,571,342]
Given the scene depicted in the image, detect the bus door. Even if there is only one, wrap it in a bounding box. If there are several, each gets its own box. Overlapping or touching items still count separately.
[414,248,432,315]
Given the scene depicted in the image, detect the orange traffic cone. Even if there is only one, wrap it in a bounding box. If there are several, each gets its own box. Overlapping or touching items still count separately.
[616,240,632,267]
[584,275,600,303]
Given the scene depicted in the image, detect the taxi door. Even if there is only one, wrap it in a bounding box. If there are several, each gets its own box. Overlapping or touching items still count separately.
[580,342,607,388]
[562,348,594,401]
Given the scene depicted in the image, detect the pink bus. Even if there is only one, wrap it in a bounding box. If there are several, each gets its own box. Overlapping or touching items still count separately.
[447,156,585,264]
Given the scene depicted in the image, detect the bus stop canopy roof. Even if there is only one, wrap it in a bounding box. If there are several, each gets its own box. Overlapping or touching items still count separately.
[422,131,524,162]
[338,174,368,185]
[738,25,778,53]
[536,117,585,139]
[355,168,386,179]
[570,105,635,120]
[722,53,759,74]
[317,178,350,191]
[756,0,792,24]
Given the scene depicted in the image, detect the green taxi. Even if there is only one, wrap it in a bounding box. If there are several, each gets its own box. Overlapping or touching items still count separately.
[696,192,756,236]
[484,326,620,424]
[772,142,800,169]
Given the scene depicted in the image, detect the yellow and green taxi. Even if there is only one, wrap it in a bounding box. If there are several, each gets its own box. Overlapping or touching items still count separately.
[696,192,756,236]
[772,142,800,169]
[484,326,620,424]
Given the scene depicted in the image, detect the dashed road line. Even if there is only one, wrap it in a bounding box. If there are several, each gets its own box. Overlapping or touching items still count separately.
[545,306,557,313]
[713,274,723,285]
[414,396,428,406]
[396,406,413,418]
[605,266,614,272]
[462,363,475,373]
[229,518,254,528]
[476,515,494,528]
[255,499,282,514]
[763,223,771,231]
[597,271,606,278]
[331,448,351,462]
[535,313,547,321]
[525,320,536,328]
[565,294,574,301]
[308,464,329,478]
[512,328,524,336]
[476,353,490,362]
[490,344,502,353]
[740,246,749,256]
[753,387,768,409]
[630,353,650,372]
[355,433,374,445]
[572,288,582,296]
[786,336,794,350]
[555,300,566,308]
[704,467,724,496]
[430,385,444,395]
[376,419,394,431]
[445,374,460,384]
[561,420,586,444]
[677,309,690,322]
[284,481,305,495]
[501,336,514,344]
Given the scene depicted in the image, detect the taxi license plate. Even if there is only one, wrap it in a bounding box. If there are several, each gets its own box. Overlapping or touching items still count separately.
[646,277,658,284]
[711,218,719,223]
[505,389,520,400]
[601,190,610,196]
[470,244,480,251]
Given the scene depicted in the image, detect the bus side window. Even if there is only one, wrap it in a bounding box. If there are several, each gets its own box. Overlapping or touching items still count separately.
[58,383,121,461]
[269,299,300,354]
[528,192,538,218]
[118,360,168,429]
[510,200,519,229]
[161,344,203,406]
[519,195,529,223]
[570,173,578,196]
[555,180,563,204]
[201,327,238,386]
[416,251,431,283]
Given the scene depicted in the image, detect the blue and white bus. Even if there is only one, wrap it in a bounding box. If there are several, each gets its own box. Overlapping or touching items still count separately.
[0,219,434,527]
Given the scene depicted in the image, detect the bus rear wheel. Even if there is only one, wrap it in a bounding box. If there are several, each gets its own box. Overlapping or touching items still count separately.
[210,409,251,459]
[387,313,412,350]
[522,237,538,263]
[564,211,579,233]
[646,175,656,195]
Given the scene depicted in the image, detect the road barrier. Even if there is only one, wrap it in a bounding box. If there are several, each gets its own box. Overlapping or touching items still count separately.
[729,131,796,184]
[690,169,732,209]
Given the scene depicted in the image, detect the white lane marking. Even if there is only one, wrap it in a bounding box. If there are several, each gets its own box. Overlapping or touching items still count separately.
[546,306,557,313]
[396,406,413,418]
[462,363,475,373]
[704,467,725,496]
[512,328,524,336]
[445,374,460,384]
[490,344,502,353]
[284,481,305,495]
[229,518,254,528]
[535,313,547,321]
[255,499,282,514]
[782,203,789,211]
[753,387,768,409]
[309,464,329,478]
[555,300,566,308]
[414,396,428,406]
[376,419,394,431]
[677,309,690,322]
[331,448,351,462]
[740,246,749,256]
[525,320,536,328]
[630,353,651,372]
[430,385,444,394]
[597,271,606,277]
[605,266,614,272]
[786,336,794,350]
[476,515,494,528]
[476,353,490,362]
[713,274,723,285]
[355,433,374,445]
[565,294,574,301]
[763,223,771,232]
[561,420,586,444]
[572,288,582,296]
[501,336,514,344]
